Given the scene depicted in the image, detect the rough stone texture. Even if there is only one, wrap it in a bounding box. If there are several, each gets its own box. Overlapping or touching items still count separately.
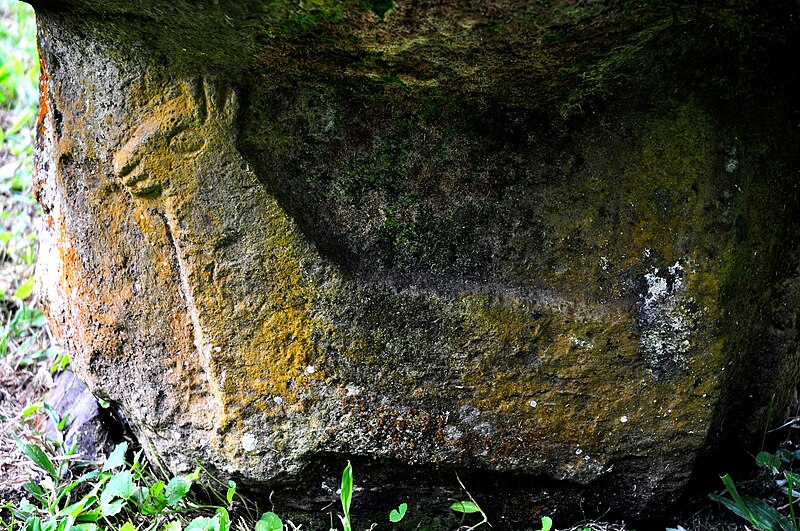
[44,370,119,463]
[28,0,800,526]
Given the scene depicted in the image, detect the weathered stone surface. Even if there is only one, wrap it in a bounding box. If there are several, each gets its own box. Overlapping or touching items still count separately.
[29,0,800,526]
[44,370,120,463]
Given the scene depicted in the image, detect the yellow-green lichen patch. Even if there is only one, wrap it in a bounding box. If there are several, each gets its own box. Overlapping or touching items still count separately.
[233,253,320,401]
[540,97,725,298]
[448,286,719,472]
[621,99,717,259]
[204,193,334,421]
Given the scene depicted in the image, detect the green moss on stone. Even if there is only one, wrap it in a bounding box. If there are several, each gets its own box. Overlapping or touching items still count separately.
[360,0,393,20]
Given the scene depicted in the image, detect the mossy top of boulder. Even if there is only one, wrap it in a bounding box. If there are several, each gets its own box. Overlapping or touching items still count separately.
[27,0,800,110]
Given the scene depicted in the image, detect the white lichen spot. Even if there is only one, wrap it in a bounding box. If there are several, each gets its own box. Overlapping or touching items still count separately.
[459,405,481,424]
[443,425,462,443]
[273,396,283,405]
[644,263,684,306]
[241,433,257,452]
[620,415,628,423]
[305,365,315,374]
[639,261,696,379]
[643,268,669,312]
[474,422,494,437]
[725,146,738,173]
[570,336,594,349]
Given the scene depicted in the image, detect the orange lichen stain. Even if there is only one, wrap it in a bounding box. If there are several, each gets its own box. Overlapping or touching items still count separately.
[33,47,52,200]
[36,46,50,140]
[53,221,121,375]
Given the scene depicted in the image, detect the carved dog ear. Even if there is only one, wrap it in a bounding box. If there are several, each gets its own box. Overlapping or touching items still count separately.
[199,78,238,130]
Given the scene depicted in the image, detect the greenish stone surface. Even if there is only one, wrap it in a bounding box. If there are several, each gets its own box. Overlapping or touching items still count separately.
[29,0,800,526]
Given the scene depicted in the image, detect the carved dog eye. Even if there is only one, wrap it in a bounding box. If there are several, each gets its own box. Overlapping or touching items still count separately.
[126,173,163,197]
[170,129,206,155]
[114,119,160,180]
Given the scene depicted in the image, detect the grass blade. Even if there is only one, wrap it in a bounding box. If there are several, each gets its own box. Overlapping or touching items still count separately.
[340,462,353,531]
[14,436,58,479]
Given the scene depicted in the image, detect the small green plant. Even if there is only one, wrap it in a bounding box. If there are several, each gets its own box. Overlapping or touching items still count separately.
[255,511,283,531]
[5,439,202,531]
[327,463,415,530]
[709,472,796,531]
[449,474,490,531]
[388,503,406,523]
[533,516,553,531]
[710,395,800,531]
[0,433,291,531]
[338,462,353,531]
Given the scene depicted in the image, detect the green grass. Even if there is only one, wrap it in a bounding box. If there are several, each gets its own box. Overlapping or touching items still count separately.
[709,397,800,530]
[2,447,446,531]
[3,447,551,531]
[0,436,277,531]
[0,0,38,111]
[1,0,44,366]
